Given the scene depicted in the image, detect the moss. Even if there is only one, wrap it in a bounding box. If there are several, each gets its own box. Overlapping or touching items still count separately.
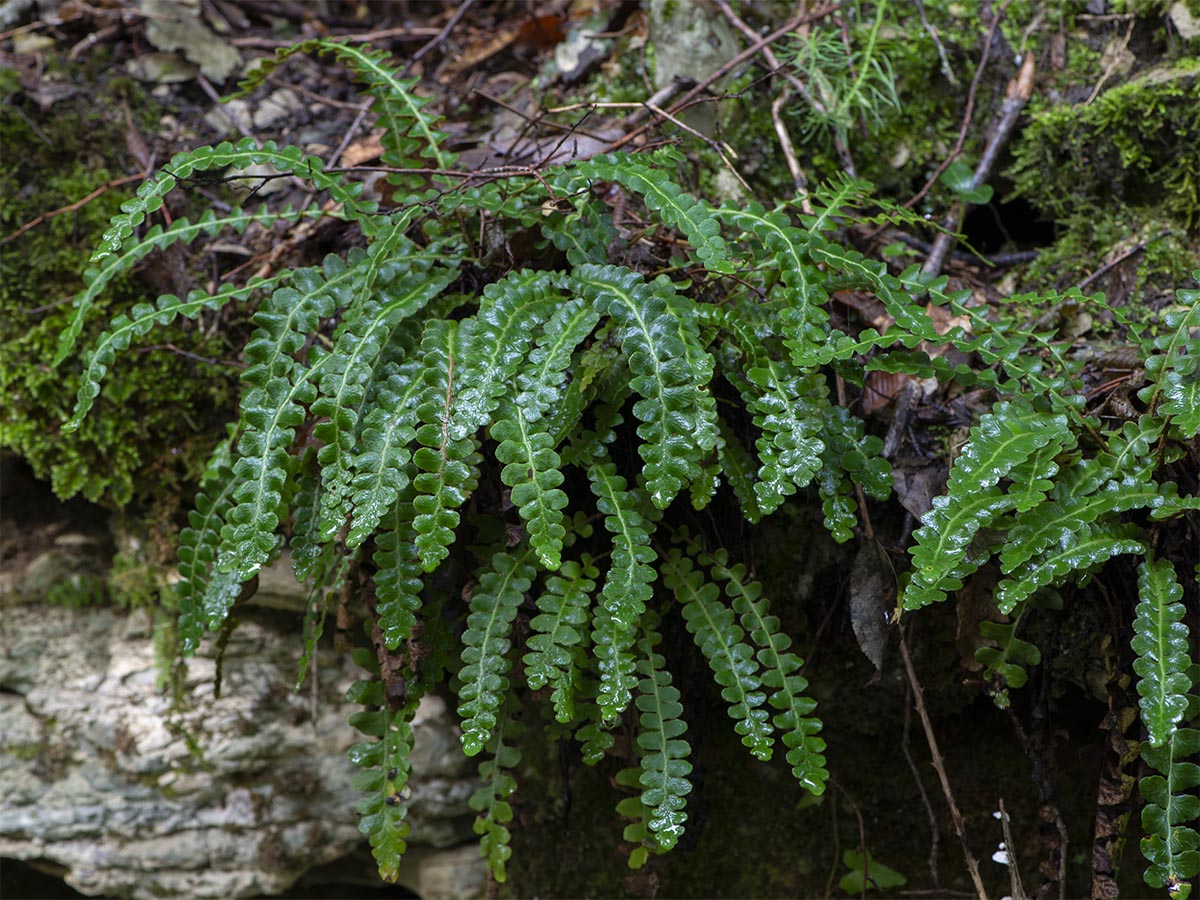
[0,50,241,512]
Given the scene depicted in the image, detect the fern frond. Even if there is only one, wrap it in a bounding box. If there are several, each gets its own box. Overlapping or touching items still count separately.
[1139,278,1200,437]
[660,547,773,760]
[469,702,523,883]
[89,139,365,263]
[816,406,890,543]
[56,205,323,367]
[975,616,1042,708]
[313,251,452,541]
[708,551,827,794]
[66,279,278,430]
[1134,557,1194,748]
[746,359,828,515]
[176,434,238,654]
[994,521,1146,614]
[492,400,569,570]
[215,271,341,585]
[347,664,418,884]
[372,488,424,650]
[306,39,456,183]
[524,556,598,723]
[345,362,425,549]
[716,416,765,523]
[587,446,657,721]
[719,203,831,365]
[411,319,473,571]
[457,546,537,756]
[564,264,717,508]
[512,297,601,423]
[1000,473,1169,575]
[904,400,1069,609]
[570,153,734,274]
[633,623,693,851]
[1140,725,1200,899]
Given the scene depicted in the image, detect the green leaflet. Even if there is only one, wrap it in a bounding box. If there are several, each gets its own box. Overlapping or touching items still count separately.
[633,622,693,851]
[1134,557,1194,748]
[457,546,537,756]
[524,556,597,723]
[660,547,773,760]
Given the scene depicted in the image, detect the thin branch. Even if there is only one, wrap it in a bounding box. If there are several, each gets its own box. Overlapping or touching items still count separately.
[997,798,1028,900]
[898,626,989,900]
[2,173,146,245]
[399,0,477,78]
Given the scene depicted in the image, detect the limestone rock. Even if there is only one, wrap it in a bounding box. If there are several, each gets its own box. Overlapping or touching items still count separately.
[0,602,486,899]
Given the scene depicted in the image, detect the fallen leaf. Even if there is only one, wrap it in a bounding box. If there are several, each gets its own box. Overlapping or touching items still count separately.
[848,540,894,673]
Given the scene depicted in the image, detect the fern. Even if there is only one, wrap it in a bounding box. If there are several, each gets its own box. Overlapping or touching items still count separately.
[57,35,1200,896]
[469,700,523,883]
[347,648,419,884]
[570,152,734,274]
[660,546,773,760]
[457,546,537,756]
[707,549,828,794]
[632,620,694,851]
[904,399,1070,610]
[1134,557,1194,748]
[524,556,597,723]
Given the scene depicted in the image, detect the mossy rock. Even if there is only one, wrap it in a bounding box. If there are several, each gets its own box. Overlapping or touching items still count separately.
[0,53,239,512]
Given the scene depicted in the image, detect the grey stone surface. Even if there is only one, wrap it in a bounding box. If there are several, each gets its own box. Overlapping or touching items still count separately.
[0,599,485,899]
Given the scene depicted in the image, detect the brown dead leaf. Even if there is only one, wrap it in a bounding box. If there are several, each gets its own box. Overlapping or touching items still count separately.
[341,132,384,167]
[848,540,895,674]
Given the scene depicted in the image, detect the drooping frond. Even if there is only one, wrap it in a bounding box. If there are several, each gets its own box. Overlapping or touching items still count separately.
[708,550,828,795]
[345,362,425,549]
[87,139,365,264]
[468,701,523,883]
[660,546,773,760]
[56,204,323,367]
[586,445,657,721]
[313,245,453,540]
[457,546,537,756]
[632,622,693,851]
[1133,557,1194,748]
[67,279,280,430]
[570,153,734,274]
[524,556,597,723]
[492,399,569,570]
[176,434,238,654]
[347,649,420,884]
[1139,722,1200,899]
[561,264,717,508]
[372,488,424,650]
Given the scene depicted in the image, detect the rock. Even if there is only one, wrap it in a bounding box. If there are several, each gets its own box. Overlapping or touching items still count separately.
[0,602,486,899]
